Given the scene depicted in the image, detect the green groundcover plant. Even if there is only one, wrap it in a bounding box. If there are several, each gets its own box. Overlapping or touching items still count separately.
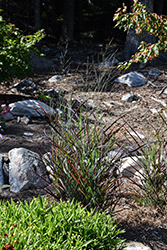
[0,10,45,84]
[113,0,167,70]
[0,196,125,250]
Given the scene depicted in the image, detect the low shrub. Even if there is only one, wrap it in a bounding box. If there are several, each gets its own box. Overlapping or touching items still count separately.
[0,11,45,85]
[0,196,125,250]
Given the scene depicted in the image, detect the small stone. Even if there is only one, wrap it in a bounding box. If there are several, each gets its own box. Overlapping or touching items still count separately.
[11,79,37,95]
[48,75,63,83]
[24,132,34,136]
[150,108,162,114]
[120,156,146,177]
[124,241,151,250]
[115,72,147,87]
[161,87,167,95]
[17,116,21,123]
[43,88,59,99]
[21,116,30,124]
[122,93,139,102]
[148,68,162,76]
[2,112,14,121]
[100,56,119,67]
[129,131,145,139]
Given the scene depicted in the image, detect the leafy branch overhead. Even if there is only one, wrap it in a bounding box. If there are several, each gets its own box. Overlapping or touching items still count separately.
[113,0,167,70]
[0,10,45,85]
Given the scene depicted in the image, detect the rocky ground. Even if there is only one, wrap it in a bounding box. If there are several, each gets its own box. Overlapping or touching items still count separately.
[1,46,167,249]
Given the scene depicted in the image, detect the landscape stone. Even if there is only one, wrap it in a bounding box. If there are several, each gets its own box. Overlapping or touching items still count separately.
[121,93,139,102]
[100,56,119,67]
[9,148,51,193]
[148,68,162,76]
[2,112,14,121]
[48,75,64,83]
[120,156,146,177]
[124,242,151,250]
[42,152,55,180]
[115,72,147,87]
[29,50,55,70]
[21,116,30,124]
[43,88,59,99]
[9,99,59,117]
[11,79,38,95]
[129,131,145,139]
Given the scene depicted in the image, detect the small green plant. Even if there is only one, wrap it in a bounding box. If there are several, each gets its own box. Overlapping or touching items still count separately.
[113,0,167,70]
[0,196,125,249]
[38,91,51,103]
[0,10,45,85]
[40,102,124,213]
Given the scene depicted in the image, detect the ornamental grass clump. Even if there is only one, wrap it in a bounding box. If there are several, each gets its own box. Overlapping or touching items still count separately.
[39,102,124,213]
[121,116,167,209]
[0,196,125,250]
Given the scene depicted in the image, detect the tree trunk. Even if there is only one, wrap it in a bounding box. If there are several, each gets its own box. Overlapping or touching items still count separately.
[75,0,83,32]
[34,0,41,32]
[61,0,75,43]
[155,0,164,15]
[123,0,155,60]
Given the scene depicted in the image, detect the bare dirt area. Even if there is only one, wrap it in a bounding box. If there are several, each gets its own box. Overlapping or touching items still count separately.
[1,52,167,249]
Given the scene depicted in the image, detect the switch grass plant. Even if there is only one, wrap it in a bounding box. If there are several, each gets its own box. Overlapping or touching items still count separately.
[0,196,125,250]
[38,102,125,213]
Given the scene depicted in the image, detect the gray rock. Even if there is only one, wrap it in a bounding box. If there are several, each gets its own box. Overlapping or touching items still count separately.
[148,68,162,76]
[23,132,34,137]
[122,93,139,102]
[29,51,55,70]
[100,56,119,67]
[11,79,37,95]
[42,152,55,180]
[115,72,147,87]
[0,156,5,191]
[9,99,59,117]
[124,242,151,250]
[161,87,167,95]
[2,112,14,121]
[120,156,146,177]
[150,108,162,115]
[21,116,30,124]
[41,47,51,54]
[71,99,96,110]
[48,75,63,83]
[129,131,145,139]
[43,88,59,99]
[9,148,51,193]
